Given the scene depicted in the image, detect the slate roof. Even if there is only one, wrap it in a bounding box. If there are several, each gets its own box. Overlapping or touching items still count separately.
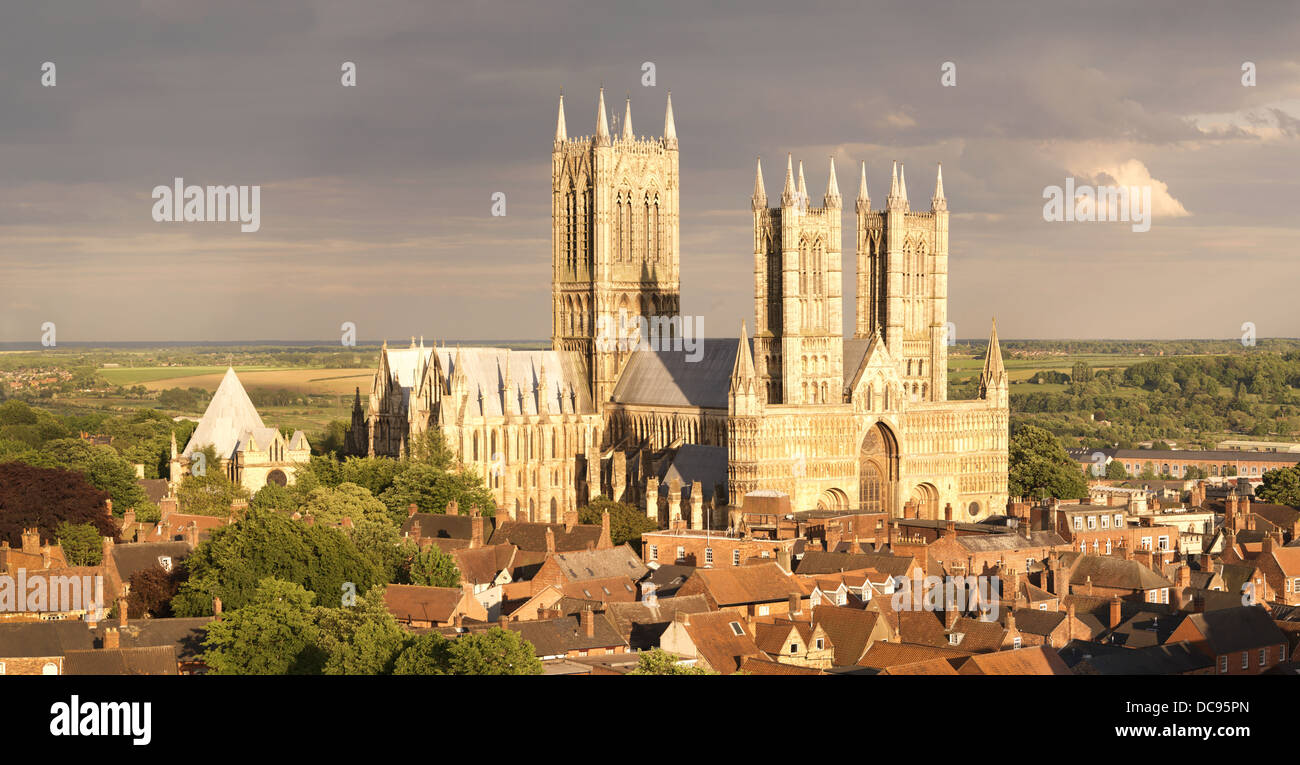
[107,541,192,587]
[657,445,728,502]
[1074,641,1215,675]
[605,595,713,649]
[488,520,605,553]
[1009,608,1066,637]
[1181,606,1287,654]
[506,612,627,657]
[136,479,170,504]
[957,531,1068,552]
[796,551,913,578]
[64,646,179,675]
[1106,610,1185,648]
[642,564,695,598]
[0,621,94,658]
[948,617,1007,652]
[550,546,648,582]
[403,512,477,540]
[98,617,213,663]
[611,340,741,410]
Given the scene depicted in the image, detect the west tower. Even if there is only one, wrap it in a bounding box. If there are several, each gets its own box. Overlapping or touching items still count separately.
[552,89,681,404]
[855,161,949,403]
[751,155,844,405]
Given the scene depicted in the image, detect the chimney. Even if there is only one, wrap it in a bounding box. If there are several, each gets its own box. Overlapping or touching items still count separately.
[788,593,801,618]
[408,503,419,517]
[641,581,658,607]
[1066,602,1076,642]
[446,499,459,516]
[101,535,115,565]
[123,509,136,528]
[213,597,223,618]
[1051,556,1068,597]
[1202,553,1214,574]
[103,627,120,650]
[1109,595,1122,630]
[105,498,113,516]
[1119,539,1131,561]
[943,520,957,540]
[545,527,556,553]
[944,503,953,521]
[185,522,199,547]
[1263,534,1275,554]
[581,606,595,638]
[563,508,578,532]
[470,509,485,549]
[20,528,39,554]
[1177,564,1191,588]
[1005,609,1016,637]
[118,596,129,628]
[409,521,421,543]
[601,510,611,542]
[498,613,510,628]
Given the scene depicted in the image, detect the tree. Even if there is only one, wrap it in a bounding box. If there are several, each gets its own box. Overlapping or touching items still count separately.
[126,563,186,618]
[1007,425,1088,500]
[407,544,461,588]
[30,439,149,514]
[628,648,716,675]
[250,481,296,513]
[300,482,390,528]
[312,588,409,675]
[176,448,250,517]
[56,521,103,566]
[444,628,542,675]
[379,462,494,521]
[172,508,382,616]
[201,578,326,675]
[1258,466,1300,506]
[0,462,117,547]
[392,633,453,675]
[580,498,656,546]
[1104,460,1128,480]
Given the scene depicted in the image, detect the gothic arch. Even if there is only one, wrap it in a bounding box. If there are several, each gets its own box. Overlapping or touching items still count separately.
[909,483,940,521]
[859,422,900,515]
[816,488,850,512]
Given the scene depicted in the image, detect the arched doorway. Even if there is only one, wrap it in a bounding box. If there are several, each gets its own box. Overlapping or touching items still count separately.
[266,469,287,487]
[859,423,899,515]
[909,483,939,520]
[816,488,850,512]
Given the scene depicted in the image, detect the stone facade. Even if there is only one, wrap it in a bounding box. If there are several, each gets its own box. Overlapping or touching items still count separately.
[360,89,1009,525]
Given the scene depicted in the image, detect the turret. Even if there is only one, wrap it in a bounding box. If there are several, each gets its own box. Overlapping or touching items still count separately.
[979,319,1008,403]
[824,156,841,209]
[932,163,946,212]
[855,161,870,214]
[752,157,767,210]
[781,154,798,208]
[797,160,809,210]
[555,92,567,143]
[621,95,634,142]
[663,91,677,149]
[595,88,610,145]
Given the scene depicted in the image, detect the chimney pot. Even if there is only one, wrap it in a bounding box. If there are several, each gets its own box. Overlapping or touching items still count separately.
[103,627,120,650]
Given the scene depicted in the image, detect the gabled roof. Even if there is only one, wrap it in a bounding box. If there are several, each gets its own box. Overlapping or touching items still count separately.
[434,347,594,416]
[685,562,804,606]
[738,657,824,675]
[611,340,741,410]
[1070,555,1173,591]
[812,605,881,666]
[605,595,712,649]
[489,520,607,553]
[858,641,970,669]
[106,541,192,589]
[1074,641,1214,675]
[796,551,913,578]
[1180,606,1287,654]
[549,545,647,582]
[382,584,467,623]
[0,621,94,658]
[451,544,516,585]
[958,646,1072,675]
[676,611,762,674]
[180,367,268,459]
[507,612,627,657]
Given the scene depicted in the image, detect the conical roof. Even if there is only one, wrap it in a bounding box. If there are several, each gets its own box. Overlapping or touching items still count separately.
[181,367,267,460]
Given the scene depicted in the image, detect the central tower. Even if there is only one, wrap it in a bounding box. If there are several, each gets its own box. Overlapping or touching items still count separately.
[551,89,681,404]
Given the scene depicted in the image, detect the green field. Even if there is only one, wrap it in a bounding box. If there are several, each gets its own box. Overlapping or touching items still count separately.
[99,365,280,385]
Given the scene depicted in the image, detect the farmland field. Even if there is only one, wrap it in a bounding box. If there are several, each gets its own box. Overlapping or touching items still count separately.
[100,366,374,394]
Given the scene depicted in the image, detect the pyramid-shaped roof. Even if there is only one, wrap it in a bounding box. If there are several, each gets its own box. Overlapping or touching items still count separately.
[181,367,268,460]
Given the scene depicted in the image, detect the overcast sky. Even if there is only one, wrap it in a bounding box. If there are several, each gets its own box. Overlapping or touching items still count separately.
[1,0,1298,344]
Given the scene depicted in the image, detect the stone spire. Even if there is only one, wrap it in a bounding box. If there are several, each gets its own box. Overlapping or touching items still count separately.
[824,156,841,208]
[797,160,808,209]
[729,321,758,412]
[621,95,634,141]
[979,319,1008,397]
[537,362,550,415]
[898,163,909,205]
[856,160,870,213]
[595,88,610,145]
[663,91,677,146]
[752,157,767,209]
[555,92,567,142]
[781,153,798,207]
[170,430,177,459]
[730,320,756,386]
[932,163,946,211]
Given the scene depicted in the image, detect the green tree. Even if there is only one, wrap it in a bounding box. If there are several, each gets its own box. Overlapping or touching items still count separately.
[32,439,149,514]
[1104,460,1128,480]
[201,578,326,675]
[172,508,382,616]
[392,633,453,675]
[581,498,655,546]
[250,480,296,512]
[407,544,461,588]
[55,521,103,566]
[1258,466,1300,506]
[628,648,716,675]
[312,587,409,675]
[176,446,249,517]
[300,482,390,527]
[1007,425,1088,500]
[379,462,494,520]
[444,628,542,675]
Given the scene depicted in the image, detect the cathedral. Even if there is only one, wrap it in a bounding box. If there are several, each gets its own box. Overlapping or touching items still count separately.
[356,89,1008,526]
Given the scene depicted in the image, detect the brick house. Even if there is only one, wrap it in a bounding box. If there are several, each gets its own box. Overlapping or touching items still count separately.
[1253,537,1300,606]
[640,528,798,569]
[382,584,488,628]
[676,561,807,619]
[1166,606,1289,675]
[659,611,762,674]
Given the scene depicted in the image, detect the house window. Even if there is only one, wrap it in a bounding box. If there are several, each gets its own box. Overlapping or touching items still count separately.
[761,550,771,558]
[1105,539,1113,555]
[789,643,798,654]
[704,548,714,567]
[1157,536,1169,551]
[0,662,5,674]
[1260,647,1268,665]
[1026,558,1035,569]
[1100,515,1109,530]
[758,605,770,616]
[42,662,58,675]
[675,546,685,562]
[1073,517,1083,531]
[1038,604,1048,611]
[1219,656,1228,673]
[815,638,824,650]
[1161,588,1169,604]
[948,633,963,645]
[1282,644,1288,661]
[649,544,658,561]
[836,592,847,606]
[729,621,744,636]
[1293,577,1299,592]
[1013,637,1022,649]
[732,550,741,567]
[1114,514,1123,527]
[1087,516,1097,530]
[1242,652,1250,670]
[1140,537,1152,551]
